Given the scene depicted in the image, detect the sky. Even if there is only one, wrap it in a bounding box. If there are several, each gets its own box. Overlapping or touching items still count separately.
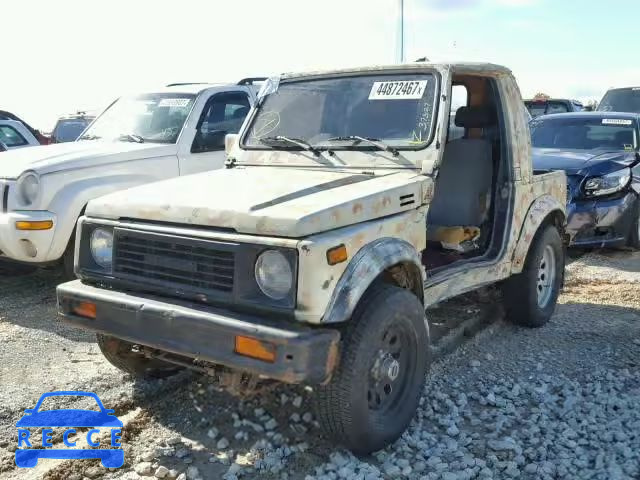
[3,0,639,131]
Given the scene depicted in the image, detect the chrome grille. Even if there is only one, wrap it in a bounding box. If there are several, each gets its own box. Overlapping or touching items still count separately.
[113,229,235,297]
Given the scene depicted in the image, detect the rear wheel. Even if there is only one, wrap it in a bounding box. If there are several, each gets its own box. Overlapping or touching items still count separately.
[501,225,564,327]
[97,334,182,379]
[313,283,429,454]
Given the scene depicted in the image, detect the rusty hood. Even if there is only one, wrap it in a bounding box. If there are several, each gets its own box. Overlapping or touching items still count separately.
[86,166,426,237]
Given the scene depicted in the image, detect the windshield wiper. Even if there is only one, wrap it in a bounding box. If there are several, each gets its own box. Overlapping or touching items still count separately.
[118,134,144,143]
[327,135,399,156]
[259,135,320,156]
[78,134,101,141]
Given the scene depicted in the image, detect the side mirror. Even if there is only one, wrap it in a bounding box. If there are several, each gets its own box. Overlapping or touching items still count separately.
[225,134,239,155]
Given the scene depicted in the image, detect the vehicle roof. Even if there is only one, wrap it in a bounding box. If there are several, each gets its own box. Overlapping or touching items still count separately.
[154,82,260,95]
[534,111,640,121]
[0,119,27,127]
[603,86,640,91]
[524,98,583,103]
[279,62,513,80]
[57,113,95,121]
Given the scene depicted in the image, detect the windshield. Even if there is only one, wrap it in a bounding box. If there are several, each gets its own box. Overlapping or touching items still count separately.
[244,73,438,151]
[54,120,91,142]
[531,116,638,151]
[80,93,196,143]
[525,100,571,117]
[597,88,640,113]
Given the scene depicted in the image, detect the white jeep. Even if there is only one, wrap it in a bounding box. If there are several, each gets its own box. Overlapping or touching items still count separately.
[58,63,567,453]
[0,79,263,275]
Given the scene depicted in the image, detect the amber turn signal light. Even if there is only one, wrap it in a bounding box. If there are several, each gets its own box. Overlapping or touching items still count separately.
[72,302,97,319]
[15,220,53,231]
[235,336,276,363]
[326,244,348,265]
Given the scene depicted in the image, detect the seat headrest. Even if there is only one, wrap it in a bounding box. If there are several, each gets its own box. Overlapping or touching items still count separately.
[232,106,250,119]
[455,106,497,128]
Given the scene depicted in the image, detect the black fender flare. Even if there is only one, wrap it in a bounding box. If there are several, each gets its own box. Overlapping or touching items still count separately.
[322,237,425,324]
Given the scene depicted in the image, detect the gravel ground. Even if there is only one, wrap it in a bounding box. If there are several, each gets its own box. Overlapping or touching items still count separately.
[0,250,639,480]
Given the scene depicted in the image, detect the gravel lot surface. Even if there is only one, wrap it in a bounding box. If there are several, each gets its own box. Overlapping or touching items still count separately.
[0,250,638,480]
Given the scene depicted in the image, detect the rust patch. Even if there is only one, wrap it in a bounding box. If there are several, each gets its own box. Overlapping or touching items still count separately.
[321,339,341,384]
[352,203,363,215]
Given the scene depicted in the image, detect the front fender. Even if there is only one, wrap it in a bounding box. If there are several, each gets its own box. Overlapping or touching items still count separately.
[511,194,566,274]
[322,238,425,324]
[46,173,161,261]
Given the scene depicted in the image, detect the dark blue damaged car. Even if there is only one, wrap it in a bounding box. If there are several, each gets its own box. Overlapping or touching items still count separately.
[531,112,640,248]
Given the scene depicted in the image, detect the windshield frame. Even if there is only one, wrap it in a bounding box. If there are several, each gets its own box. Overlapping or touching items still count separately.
[79,92,198,145]
[530,115,640,151]
[239,68,441,154]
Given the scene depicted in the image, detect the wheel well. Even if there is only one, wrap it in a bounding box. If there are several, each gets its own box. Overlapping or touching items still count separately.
[63,203,88,256]
[375,261,424,303]
[541,209,568,244]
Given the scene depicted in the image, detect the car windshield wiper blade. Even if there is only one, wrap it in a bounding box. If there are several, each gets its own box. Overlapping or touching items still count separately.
[118,133,144,143]
[259,135,320,156]
[78,134,101,140]
[327,135,399,156]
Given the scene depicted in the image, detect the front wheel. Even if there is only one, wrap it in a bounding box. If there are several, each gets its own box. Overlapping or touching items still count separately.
[627,201,640,249]
[61,237,76,281]
[501,225,564,327]
[313,283,429,454]
[97,334,182,379]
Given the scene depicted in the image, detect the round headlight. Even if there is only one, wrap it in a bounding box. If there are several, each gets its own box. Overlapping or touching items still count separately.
[254,250,293,300]
[18,172,40,205]
[90,228,114,269]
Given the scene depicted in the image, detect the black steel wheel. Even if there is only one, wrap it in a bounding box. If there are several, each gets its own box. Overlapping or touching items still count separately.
[314,283,430,454]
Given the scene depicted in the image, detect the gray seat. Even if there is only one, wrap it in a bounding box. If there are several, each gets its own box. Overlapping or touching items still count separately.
[427,106,496,231]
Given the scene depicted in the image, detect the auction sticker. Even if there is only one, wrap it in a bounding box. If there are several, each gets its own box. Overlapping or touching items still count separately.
[158,98,191,108]
[602,118,632,125]
[369,80,427,100]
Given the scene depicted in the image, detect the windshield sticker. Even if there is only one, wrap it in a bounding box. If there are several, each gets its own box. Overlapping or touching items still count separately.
[369,80,428,100]
[602,118,633,125]
[158,98,191,108]
[257,76,281,100]
[624,144,634,151]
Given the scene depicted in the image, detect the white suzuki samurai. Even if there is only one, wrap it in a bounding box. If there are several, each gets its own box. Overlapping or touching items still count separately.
[58,62,567,453]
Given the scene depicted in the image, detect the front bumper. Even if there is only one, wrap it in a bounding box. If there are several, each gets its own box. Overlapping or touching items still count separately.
[567,191,639,247]
[0,211,57,263]
[57,280,340,385]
